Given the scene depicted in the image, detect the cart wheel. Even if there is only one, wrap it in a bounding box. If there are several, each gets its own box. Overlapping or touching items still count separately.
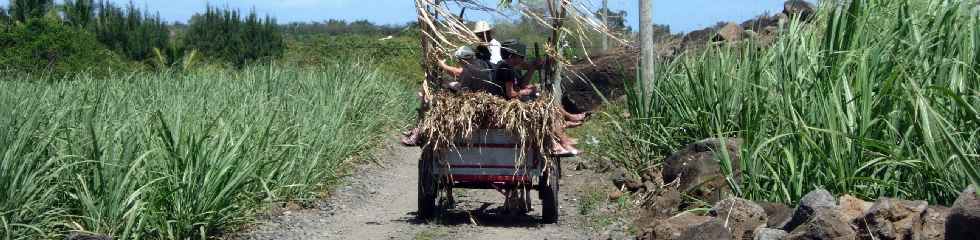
[539,161,560,223]
[418,150,437,220]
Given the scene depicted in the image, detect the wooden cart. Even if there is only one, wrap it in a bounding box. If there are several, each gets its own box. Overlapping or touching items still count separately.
[417,129,561,223]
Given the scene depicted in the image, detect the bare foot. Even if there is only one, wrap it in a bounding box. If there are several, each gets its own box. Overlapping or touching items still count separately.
[565,121,583,128]
[566,113,586,122]
[561,145,580,156]
[401,129,420,146]
[551,144,568,154]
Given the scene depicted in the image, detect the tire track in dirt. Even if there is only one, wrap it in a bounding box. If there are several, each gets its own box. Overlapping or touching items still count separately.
[233,137,600,240]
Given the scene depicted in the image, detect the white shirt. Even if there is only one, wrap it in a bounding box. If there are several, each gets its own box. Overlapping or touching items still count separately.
[488,39,502,64]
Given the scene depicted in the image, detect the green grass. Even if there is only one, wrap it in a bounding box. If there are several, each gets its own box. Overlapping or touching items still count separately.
[595,0,980,205]
[0,63,413,239]
[413,228,448,240]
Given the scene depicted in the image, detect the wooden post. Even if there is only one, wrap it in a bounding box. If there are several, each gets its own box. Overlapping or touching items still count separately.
[601,0,609,51]
[638,0,654,99]
[550,0,568,105]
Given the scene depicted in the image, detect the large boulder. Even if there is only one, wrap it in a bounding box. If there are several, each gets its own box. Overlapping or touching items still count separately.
[710,197,768,240]
[781,188,837,231]
[662,138,742,203]
[754,228,789,240]
[759,201,794,228]
[922,206,949,240]
[713,22,745,43]
[784,0,816,22]
[637,212,713,240]
[678,220,734,240]
[785,209,856,240]
[839,194,872,223]
[946,185,980,240]
[852,198,928,240]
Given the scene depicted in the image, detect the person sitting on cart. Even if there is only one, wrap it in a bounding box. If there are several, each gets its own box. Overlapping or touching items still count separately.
[436,45,506,98]
[473,21,502,64]
[497,40,588,124]
[402,45,504,146]
[496,39,539,100]
[497,40,582,156]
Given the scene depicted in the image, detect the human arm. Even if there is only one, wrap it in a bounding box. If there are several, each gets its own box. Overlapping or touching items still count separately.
[438,59,464,77]
[516,60,541,94]
[506,76,537,99]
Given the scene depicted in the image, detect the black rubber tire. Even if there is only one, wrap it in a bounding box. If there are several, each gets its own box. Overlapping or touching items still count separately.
[539,161,560,223]
[418,150,437,220]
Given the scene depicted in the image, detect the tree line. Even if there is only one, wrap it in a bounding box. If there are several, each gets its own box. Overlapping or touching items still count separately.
[282,19,407,37]
[0,0,284,77]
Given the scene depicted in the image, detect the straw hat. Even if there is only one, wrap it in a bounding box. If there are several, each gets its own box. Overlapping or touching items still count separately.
[472,21,493,33]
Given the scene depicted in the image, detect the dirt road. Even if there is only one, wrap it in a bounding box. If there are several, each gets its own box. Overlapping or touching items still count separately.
[233,138,601,240]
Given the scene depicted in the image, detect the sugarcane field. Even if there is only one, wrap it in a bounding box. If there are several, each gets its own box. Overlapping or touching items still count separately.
[2,0,980,239]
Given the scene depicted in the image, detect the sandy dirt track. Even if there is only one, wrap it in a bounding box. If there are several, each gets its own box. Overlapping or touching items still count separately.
[232,137,602,240]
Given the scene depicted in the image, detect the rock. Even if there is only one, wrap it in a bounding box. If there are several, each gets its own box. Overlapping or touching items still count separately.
[575,161,589,171]
[66,232,113,240]
[946,185,980,240]
[759,201,794,228]
[785,209,856,240]
[710,197,768,240]
[781,188,837,231]
[839,194,872,223]
[678,220,734,240]
[784,0,816,21]
[636,212,713,240]
[643,181,660,195]
[662,138,742,203]
[713,22,745,43]
[609,189,624,201]
[610,168,630,189]
[922,206,949,240]
[641,168,663,185]
[625,180,646,193]
[754,228,789,240]
[639,186,683,219]
[285,201,303,211]
[853,198,928,240]
[740,13,782,33]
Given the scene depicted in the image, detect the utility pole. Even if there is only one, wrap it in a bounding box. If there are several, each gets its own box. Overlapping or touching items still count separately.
[638,0,654,98]
[601,0,609,51]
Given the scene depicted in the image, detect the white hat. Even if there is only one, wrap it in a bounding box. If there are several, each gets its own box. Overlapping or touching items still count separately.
[473,21,493,33]
[453,46,475,60]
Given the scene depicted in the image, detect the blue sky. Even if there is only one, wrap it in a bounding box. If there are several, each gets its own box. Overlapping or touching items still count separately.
[2,0,794,33]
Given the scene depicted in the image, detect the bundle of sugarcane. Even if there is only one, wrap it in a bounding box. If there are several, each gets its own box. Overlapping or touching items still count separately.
[418,92,563,158]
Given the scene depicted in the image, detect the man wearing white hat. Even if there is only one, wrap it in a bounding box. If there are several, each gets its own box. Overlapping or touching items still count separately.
[473,21,502,64]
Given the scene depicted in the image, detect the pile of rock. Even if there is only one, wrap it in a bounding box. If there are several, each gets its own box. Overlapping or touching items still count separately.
[633,187,979,240]
[621,138,980,240]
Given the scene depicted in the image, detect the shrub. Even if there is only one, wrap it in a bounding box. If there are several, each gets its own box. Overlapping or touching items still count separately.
[0,18,125,78]
[89,1,169,62]
[183,6,284,67]
[8,0,52,23]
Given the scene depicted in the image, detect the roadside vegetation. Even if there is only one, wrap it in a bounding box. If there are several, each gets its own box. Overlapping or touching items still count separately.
[591,0,980,205]
[0,0,285,78]
[0,65,412,239]
[1,1,420,239]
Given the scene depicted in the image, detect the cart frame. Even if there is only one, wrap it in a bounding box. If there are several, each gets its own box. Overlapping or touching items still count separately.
[417,129,561,223]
